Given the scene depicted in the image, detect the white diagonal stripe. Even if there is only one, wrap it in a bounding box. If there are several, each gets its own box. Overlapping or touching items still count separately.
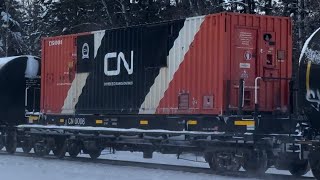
[139,16,205,114]
[61,31,105,114]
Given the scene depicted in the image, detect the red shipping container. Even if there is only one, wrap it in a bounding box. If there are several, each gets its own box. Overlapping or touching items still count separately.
[41,34,80,114]
[41,13,292,116]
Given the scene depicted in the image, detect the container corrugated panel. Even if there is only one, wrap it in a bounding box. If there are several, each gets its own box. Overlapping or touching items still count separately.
[154,15,225,115]
[41,12,292,115]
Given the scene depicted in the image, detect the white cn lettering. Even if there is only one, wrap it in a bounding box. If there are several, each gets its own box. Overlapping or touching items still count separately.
[104,51,134,76]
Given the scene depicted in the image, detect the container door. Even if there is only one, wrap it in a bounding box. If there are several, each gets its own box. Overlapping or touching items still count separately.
[41,36,77,114]
[259,32,280,111]
[230,28,257,111]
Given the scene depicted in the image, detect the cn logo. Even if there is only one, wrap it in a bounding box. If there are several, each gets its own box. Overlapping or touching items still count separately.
[104,51,134,76]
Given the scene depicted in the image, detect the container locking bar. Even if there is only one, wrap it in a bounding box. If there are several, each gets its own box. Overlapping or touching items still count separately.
[238,78,245,115]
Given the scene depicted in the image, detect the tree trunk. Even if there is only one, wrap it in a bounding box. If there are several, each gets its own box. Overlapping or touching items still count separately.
[100,0,113,26]
[118,0,129,26]
[188,0,198,15]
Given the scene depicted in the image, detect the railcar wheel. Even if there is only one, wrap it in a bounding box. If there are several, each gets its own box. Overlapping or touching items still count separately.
[243,150,268,174]
[0,136,4,150]
[34,142,49,157]
[288,160,310,177]
[5,131,17,154]
[89,149,101,159]
[230,156,241,171]
[205,153,217,171]
[310,157,320,179]
[206,152,241,172]
[52,139,67,159]
[68,141,81,158]
[215,152,241,172]
[22,146,32,154]
[21,139,32,154]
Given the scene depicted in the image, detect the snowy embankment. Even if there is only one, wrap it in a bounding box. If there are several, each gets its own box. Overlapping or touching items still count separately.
[0,149,315,180]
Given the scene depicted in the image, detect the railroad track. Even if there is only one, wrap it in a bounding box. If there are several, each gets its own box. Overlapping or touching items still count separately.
[0,150,315,180]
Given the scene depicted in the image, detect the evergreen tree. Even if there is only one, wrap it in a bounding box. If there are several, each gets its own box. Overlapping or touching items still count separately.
[0,0,27,57]
[20,0,46,56]
[42,0,108,35]
[6,0,320,62]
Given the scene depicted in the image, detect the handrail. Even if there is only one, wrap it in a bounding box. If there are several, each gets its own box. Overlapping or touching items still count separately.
[25,87,29,107]
[254,76,291,113]
[255,77,262,105]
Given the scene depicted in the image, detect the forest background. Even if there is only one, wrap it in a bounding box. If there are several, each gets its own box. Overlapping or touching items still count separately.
[0,0,313,61]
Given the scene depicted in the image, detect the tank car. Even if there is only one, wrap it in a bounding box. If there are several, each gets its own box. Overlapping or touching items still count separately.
[298,27,320,179]
[0,55,39,153]
[299,27,320,130]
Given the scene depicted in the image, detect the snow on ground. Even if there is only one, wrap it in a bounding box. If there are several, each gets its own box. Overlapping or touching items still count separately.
[80,150,315,178]
[0,152,255,180]
[84,150,210,168]
[0,149,314,180]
